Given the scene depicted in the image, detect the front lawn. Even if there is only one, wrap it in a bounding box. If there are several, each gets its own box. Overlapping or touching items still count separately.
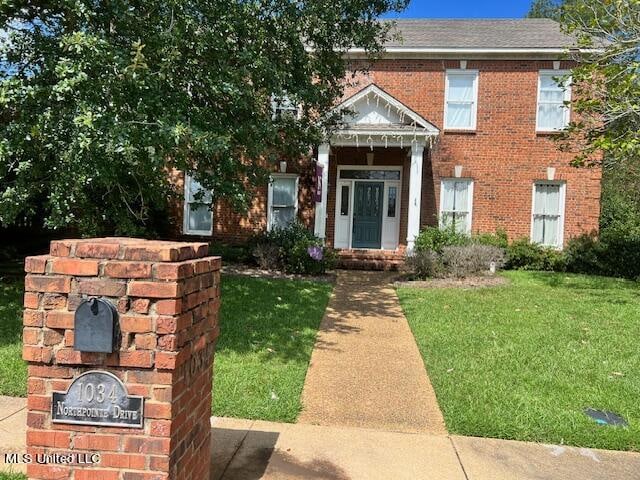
[214,275,332,422]
[397,271,640,451]
[0,272,332,424]
[0,277,27,397]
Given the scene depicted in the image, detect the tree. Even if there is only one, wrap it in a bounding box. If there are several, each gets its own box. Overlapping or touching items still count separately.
[0,0,407,235]
[560,1,640,169]
[527,0,563,20]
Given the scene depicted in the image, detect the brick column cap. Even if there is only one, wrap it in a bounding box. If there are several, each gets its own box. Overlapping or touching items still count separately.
[49,238,210,262]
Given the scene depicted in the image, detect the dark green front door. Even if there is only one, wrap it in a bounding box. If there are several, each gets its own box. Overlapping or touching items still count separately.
[352,181,383,249]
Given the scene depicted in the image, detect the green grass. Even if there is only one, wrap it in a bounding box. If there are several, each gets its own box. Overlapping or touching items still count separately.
[0,272,332,425]
[0,472,26,480]
[0,276,27,397]
[213,275,332,422]
[397,271,640,452]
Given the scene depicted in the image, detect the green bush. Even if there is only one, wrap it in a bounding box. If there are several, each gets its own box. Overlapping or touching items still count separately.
[472,228,509,249]
[563,229,640,280]
[414,226,470,253]
[209,243,252,264]
[250,222,334,275]
[506,238,564,271]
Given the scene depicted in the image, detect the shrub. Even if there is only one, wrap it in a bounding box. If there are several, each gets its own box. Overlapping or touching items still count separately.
[472,229,509,249]
[209,243,252,264]
[598,228,640,280]
[563,229,640,280]
[252,243,282,270]
[562,234,604,276]
[506,238,564,271]
[414,226,470,253]
[404,249,444,279]
[250,222,334,274]
[441,244,506,278]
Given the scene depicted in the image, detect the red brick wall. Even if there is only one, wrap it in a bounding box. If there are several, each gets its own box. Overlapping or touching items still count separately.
[174,58,601,247]
[343,58,601,242]
[172,158,316,245]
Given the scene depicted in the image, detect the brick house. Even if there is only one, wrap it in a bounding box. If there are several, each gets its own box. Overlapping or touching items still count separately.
[178,19,602,268]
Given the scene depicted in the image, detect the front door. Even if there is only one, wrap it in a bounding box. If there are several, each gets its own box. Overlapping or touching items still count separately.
[352,181,384,249]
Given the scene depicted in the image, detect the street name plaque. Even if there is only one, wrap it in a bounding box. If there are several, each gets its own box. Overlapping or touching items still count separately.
[52,370,144,428]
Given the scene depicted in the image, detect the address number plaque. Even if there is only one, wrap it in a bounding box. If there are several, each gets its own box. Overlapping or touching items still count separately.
[52,370,144,428]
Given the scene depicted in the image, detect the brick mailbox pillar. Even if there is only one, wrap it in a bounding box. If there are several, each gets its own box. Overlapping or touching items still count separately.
[23,238,221,480]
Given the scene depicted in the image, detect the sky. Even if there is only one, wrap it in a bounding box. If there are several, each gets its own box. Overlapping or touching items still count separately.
[386,0,533,19]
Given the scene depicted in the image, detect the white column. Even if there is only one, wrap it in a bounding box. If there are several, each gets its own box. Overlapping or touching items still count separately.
[314,143,330,241]
[407,142,425,253]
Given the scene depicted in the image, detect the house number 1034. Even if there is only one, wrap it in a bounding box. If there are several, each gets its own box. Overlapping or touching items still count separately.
[76,381,117,403]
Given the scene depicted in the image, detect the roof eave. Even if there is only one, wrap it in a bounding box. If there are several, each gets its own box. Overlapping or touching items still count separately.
[343,47,602,60]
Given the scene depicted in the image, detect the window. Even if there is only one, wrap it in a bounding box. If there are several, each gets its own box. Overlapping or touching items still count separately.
[444,70,479,130]
[271,95,300,120]
[537,71,571,131]
[440,179,473,234]
[339,170,401,181]
[532,182,565,248]
[340,185,350,216]
[387,186,397,217]
[183,174,213,235]
[268,174,299,230]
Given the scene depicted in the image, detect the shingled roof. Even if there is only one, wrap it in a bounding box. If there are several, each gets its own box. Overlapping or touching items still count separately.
[382,19,578,50]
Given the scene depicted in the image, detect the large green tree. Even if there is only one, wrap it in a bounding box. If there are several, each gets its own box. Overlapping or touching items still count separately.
[560,1,640,168]
[527,0,563,20]
[0,0,406,235]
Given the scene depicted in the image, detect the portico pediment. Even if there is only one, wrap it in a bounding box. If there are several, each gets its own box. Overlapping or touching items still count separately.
[331,84,439,147]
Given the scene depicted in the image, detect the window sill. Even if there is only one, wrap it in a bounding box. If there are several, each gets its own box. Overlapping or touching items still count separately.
[536,130,565,136]
[183,230,213,236]
[443,129,477,135]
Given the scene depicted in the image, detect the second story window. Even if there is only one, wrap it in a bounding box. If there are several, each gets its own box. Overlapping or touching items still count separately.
[271,95,300,120]
[537,71,571,132]
[444,70,478,131]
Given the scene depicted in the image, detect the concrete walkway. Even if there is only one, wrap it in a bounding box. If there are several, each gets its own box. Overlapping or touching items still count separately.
[298,270,446,434]
[2,400,640,479]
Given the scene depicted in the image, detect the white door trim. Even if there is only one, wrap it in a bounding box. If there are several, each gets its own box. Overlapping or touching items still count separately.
[334,165,403,251]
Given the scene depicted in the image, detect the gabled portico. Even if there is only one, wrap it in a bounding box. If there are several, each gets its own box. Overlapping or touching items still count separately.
[314,84,439,252]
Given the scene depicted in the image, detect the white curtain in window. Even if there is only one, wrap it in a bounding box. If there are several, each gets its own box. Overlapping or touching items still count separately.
[446,74,475,129]
[441,180,456,211]
[441,180,471,233]
[538,74,568,130]
[533,183,561,246]
[272,178,296,206]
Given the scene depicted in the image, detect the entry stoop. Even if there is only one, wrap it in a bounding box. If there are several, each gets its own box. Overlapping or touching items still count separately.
[336,249,405,271]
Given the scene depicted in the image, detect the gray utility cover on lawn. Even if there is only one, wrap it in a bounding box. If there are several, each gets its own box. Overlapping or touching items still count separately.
[584,408,628,427]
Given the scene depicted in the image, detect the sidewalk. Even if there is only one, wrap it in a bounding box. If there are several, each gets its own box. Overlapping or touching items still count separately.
[298,270,446,434]
[3,404,640,480]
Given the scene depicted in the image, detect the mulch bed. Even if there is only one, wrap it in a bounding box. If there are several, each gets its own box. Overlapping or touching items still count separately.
[394,275,509,289]
[221,262,336,283]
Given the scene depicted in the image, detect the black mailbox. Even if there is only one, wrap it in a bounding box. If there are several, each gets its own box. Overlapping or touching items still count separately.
[73,298,118,353]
